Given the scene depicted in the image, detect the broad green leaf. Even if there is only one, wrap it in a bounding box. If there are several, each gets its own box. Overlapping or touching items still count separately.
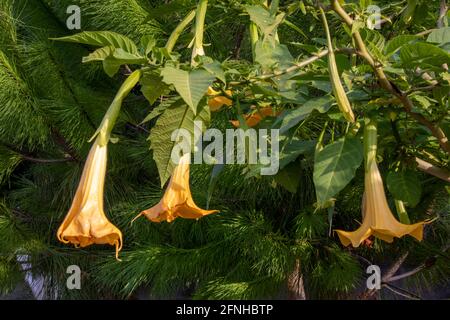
[274,95,334,134]
[255,40,294,71]
[82,46,113,63]
[149,103,210,186]
[427,27,450,44]
[140,71,170,105]
[313,136,363,206]
[245,5,285,37]
[82,48,146,76]
[102,58,122,77]
[53,31,139,54]
[279,138,316,169]
[384,35,417,56]
[360,28,385,61]
[141,98,183,124]
[386,170,422,207]
[246,137,315,177]
[161,66,215,114]
[140,35,156,56]
[201,60,226,84]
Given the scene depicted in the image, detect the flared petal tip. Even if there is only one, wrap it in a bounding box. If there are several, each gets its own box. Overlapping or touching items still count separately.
[335,229,365,248]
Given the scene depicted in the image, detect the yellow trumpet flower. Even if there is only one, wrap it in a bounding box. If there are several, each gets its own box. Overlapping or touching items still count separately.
[57,137,123,259]
[133,153,218,223]
[57,70,141,260]
[207,87,232,111]
[335,121,429,247]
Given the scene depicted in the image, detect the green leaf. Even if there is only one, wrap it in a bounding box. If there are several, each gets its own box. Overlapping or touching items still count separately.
[201,60,226,84]
[313,136,363,206]
[82,47,146,77]
[255,40,294,71]
[149,103,210,186]
[400,42,450,68]
[161,66,215,114]
[279,138,316,169]
[360,28,385,61]
[427,27,450,44]
[102,58,122,77]
[274,95,334,134]
[386,170,422,207]
[140,71,170,105]
[52,31,139,54]
[140,35,156,56]
[384,35,417,56]
[274,162,301,193]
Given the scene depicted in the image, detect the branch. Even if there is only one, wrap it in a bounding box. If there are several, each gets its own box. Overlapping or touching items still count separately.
[415,157,450,183]
[20,155,75,164]
[384,264,425,283]
[287,259,307,300]
[330,0,450,155]
[383,283,422,300]
[3,143,76,164]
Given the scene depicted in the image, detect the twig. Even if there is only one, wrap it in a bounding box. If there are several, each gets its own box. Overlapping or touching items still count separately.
[330,0,450,155]
[385,264,425,283]
[382,252,410,282]
[20,155,75,164]
[437,0,448,28]
[3,143,76,164]
[229,47,357,86]
[287,259,307,300]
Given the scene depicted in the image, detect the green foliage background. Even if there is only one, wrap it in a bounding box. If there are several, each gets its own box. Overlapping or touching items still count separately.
[0,0,449,299]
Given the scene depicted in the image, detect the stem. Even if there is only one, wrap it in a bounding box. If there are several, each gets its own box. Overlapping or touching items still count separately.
[287,259,306,300]
[165,10,196,54]
[437,0,448,28]
[91,70,142,146]
[229,47,357,86]
[394,199,411,224]
[364,120,378,171]
[192,0,208,62]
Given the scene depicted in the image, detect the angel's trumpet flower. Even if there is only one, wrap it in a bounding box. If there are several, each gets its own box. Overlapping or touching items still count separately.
[335,121,430,247]
[133,153,218,223]
[207,87,233,111]
[320,8,355,123]
[57,70,141,259]
[57,137,123,259]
